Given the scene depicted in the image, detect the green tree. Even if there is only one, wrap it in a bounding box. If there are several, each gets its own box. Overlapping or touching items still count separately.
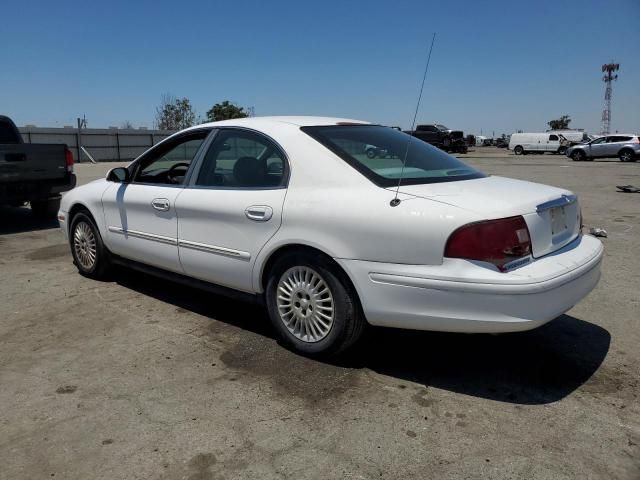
[155,94,196,130]
[547,115,571,130]
[206,101,249,122]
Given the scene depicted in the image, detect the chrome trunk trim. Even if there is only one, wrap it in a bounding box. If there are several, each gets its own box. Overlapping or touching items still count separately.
[536,194,577,213]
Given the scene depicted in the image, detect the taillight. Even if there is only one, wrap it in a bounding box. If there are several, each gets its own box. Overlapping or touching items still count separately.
[65,148,74,173]
[445,216,532,272]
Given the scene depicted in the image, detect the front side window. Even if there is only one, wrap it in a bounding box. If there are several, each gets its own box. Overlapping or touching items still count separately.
[591,137,607,145]
[549,135,559,141]
[196,129,286,188]
[133,131,208,185]
[302,125,485,187]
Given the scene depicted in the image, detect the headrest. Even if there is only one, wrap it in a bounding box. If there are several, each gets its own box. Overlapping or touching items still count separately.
[233,157,267,186]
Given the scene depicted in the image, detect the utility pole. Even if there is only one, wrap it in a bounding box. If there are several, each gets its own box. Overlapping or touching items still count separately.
[601,63,619,135]
[76,115,87,162]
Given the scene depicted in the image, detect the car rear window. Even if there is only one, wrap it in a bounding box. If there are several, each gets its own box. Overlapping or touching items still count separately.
[301,125,484,187]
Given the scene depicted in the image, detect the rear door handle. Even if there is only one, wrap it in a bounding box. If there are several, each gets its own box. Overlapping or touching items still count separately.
[151,198,170,211]
[245,205,273,222]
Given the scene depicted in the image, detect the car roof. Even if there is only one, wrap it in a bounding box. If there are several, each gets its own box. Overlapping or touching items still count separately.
[188,116,371,130]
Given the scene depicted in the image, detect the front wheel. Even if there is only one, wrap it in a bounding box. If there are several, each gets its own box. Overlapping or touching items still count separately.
[558,146,567,155]
[571,150,585,162]
[265,252,366,357]
[514,145,523,155]
[69,212,111,279]
[366,148,376,159]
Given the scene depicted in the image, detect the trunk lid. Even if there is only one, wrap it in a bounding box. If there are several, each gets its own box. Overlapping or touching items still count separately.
[392,176,581,258]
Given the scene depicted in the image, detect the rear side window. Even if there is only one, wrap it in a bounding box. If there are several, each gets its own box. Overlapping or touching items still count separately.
[302,125,485,187]
[195,129,286,188]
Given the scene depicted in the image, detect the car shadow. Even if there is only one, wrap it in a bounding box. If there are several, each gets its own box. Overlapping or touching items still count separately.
[0,205,59,234]
[113,268,610,405]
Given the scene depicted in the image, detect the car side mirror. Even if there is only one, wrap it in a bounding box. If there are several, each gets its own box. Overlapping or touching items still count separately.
[106,167,130,183]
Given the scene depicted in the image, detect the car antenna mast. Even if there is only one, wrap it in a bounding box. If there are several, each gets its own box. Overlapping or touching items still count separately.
[391,32,436,207]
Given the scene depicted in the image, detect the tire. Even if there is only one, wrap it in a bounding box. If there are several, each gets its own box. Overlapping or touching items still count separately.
[30,197,61,219]
[514,145,523,155]
[571,150,587,162]
[619,149,636,162]
[69,212,111,279]
[265,251,366,357]
[571,150,585,162]
[558,146,567,155]
[366,148,376,159]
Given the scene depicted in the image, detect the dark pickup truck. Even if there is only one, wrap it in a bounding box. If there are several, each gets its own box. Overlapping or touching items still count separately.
[0,115,76,218]
[406,124,468,154]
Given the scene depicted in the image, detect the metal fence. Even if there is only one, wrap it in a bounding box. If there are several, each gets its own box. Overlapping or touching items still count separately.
[19,126,176,163]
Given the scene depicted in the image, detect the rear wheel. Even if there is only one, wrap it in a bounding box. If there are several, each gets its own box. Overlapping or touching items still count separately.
[619,149,636,162]
[30,197,61,219]
[514,145,523,155]
[265,251,366,357]
[69,212,111,279]
[571,150,585,162]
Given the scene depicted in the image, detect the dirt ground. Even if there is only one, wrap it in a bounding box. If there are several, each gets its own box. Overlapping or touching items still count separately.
[1,150,638,479]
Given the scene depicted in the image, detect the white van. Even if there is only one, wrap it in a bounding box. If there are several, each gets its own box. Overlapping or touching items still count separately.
[509,133,564,155]
[548,130,591,144]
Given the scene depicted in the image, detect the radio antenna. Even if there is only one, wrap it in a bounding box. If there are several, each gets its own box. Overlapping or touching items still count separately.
[391,32,436,207]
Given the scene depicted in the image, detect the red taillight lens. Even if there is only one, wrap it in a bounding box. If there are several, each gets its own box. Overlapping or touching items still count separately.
[65,148,74,172]
[445,216,532,272]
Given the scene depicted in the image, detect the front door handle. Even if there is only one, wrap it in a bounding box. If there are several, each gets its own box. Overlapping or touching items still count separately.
[245,205,273,222]
[151,198,170,212]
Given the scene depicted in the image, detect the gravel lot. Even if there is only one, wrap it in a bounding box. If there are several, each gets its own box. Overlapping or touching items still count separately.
[1,149,638,479]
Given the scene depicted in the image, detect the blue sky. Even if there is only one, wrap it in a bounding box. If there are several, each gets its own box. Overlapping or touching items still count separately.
[2,0,638,135]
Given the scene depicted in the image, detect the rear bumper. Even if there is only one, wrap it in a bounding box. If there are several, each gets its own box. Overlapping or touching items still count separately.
[337,235,603,333]
[0,174,76,203]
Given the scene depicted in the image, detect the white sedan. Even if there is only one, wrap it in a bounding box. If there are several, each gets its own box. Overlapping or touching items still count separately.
[59,117,603,356]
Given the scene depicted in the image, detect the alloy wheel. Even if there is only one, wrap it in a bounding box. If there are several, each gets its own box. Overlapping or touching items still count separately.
[73,221,97,270]
[276,266,335,343]
[620,151,633,162]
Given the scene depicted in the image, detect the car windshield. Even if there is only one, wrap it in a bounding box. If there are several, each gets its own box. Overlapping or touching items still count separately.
[302,125,485,187]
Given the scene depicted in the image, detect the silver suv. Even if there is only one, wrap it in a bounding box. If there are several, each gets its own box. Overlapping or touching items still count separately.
[566,134,640,162]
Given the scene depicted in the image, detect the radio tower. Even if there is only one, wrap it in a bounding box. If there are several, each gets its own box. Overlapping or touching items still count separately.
[600,63,619,135]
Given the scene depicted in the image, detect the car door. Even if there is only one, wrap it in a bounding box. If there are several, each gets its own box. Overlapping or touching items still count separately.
[176,128,288,292]
[101,129,210,272]
[603,136,623,157]
[587,136,608,158]
[546,134,560,153]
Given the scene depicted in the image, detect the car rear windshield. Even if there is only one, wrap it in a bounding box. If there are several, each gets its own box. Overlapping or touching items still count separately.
[301,125,485,187]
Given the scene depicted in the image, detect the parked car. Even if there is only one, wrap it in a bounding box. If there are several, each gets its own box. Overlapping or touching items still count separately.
[0,115,75,217]
[509,132,566,155]
[566,134,639,162]
[495,137,509,148]
[59,117,603,356]
[406,124,468,153]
